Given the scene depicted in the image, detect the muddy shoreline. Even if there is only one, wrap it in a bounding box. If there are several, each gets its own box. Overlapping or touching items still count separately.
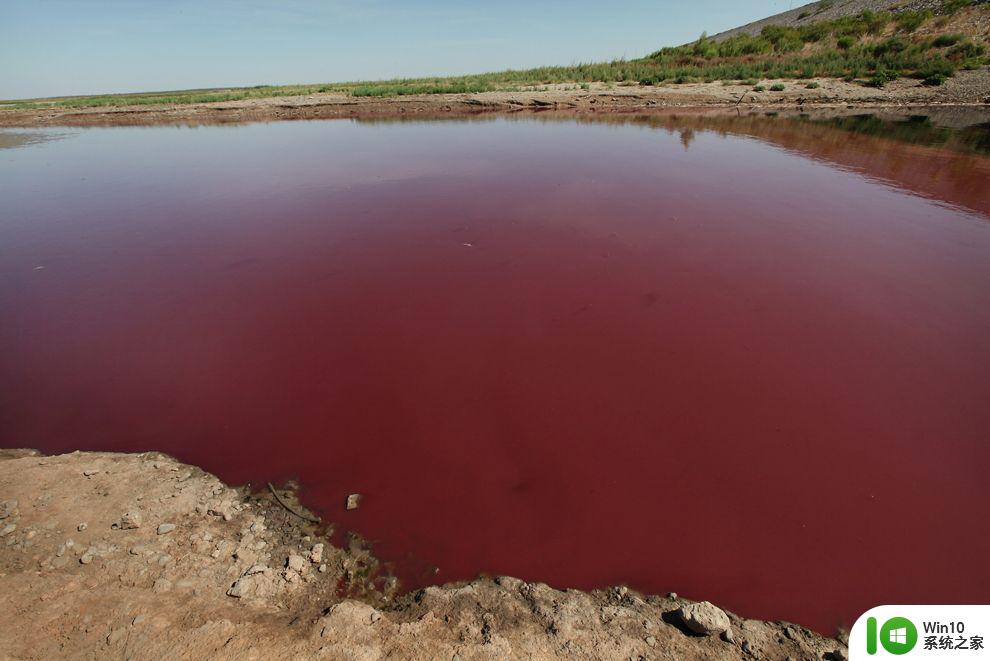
[1,71,988,128]
[0,449,846,659]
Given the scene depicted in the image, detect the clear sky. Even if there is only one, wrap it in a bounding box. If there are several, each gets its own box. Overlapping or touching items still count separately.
[0,0,800,100]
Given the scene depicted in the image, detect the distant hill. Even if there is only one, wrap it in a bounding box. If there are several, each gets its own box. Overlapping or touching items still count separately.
[711,0,988,41]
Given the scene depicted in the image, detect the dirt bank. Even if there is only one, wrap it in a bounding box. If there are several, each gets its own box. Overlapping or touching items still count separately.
[0,449,847,659]
[1,71,988,128]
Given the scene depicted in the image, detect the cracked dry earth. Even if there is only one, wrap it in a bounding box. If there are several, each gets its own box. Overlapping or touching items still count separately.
[0,450,847,660]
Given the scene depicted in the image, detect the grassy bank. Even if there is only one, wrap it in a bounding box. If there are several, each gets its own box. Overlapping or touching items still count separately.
[3,1,987,109]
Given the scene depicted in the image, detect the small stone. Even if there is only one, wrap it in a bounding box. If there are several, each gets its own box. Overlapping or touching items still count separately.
[287,554,306,572]
[318,563,327,573]
[83,469,99,476]
[107,629,126,645]
[132,614,146,625]
[118,511,142,529]
[370,611,382,623]
[645,636,657,647]
[722,628,736,643]
[152,578,171,593]
[0,499,17,519]
[345,494,361,510]
[79,553,93,565]
[0,524,16,537]
[677,601,731,636]
[156,523,176,535]
[310,543,324,564]
[668,592,678,599]
[77,522,88,532]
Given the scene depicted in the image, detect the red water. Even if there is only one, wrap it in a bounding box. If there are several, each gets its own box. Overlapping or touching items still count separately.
[2,115,989,633]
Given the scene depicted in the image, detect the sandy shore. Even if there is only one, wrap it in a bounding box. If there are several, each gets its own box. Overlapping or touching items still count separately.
[0,449,847,659]
[1,71,988,128]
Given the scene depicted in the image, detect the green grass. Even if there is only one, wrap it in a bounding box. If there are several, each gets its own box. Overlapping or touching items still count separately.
[3,4,986,108]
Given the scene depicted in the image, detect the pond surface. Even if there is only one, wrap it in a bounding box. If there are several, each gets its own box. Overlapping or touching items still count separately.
[2,111,989,633]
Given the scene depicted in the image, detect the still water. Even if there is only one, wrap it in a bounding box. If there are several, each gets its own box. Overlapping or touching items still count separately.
[2,111,988,632]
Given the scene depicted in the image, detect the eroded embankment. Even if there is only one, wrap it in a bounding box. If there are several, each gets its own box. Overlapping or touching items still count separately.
[1,70,988,128]
[0,449,847,660]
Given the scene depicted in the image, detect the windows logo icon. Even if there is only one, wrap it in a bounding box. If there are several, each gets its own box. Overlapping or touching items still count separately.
[867,616,918,655]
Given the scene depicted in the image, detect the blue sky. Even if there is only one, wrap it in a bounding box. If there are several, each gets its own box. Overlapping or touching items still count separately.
[0,0,798,100]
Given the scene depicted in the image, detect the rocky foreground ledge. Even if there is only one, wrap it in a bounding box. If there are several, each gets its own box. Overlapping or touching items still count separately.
[0,449,847,659]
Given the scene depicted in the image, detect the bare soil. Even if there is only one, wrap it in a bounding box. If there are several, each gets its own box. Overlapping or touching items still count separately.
[1,71,988,128]
[0,449,847,660]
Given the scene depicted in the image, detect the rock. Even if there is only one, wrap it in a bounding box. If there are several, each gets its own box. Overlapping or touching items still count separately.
[0,499,17,519]
[320,600,382,633]
[77,522,87,531]
[677,601,731,636]
[107,629,126,645]
[132,614,146,625]
[668,592,678,599]
[83,469,99,476]
[79,553,93,564]
[831,649,848,661]
[645,636,657,647]
[118,511,142,529]
[152,578,171,593]
[345,494,361,510]
[722,628,736,643]
[287,554,306,572]
[157,523,176,535]
[0,523,16,537]
[318,564,327,573]
[310,543,324,564]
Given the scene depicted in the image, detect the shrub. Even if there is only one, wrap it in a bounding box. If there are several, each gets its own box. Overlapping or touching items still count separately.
[916,56,956,85]
[806,81,821,88]
[860,10,890,35]
[947,40,986,63]
[873,37,908,56]
[753,85,766,91]
[869,68,898,87]
[933,33,964,47]
[895,10,931,33]
[944,0,973,14]
[770,83,786,91]
[799,23,829,42]
[837,36,856,50]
